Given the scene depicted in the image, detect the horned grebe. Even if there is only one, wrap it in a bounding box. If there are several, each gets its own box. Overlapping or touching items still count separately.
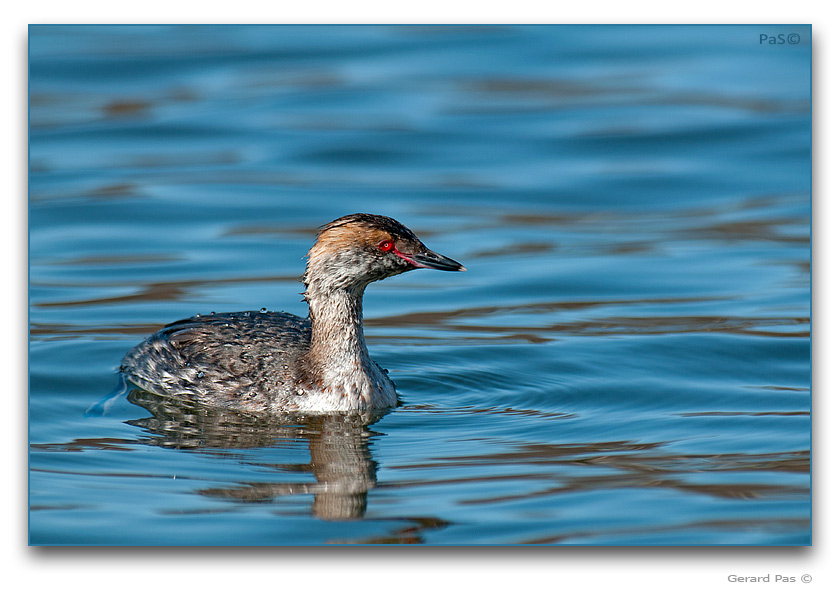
[120,214,465,413]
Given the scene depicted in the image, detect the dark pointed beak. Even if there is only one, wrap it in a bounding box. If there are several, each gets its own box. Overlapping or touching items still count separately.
[408,249,466,272]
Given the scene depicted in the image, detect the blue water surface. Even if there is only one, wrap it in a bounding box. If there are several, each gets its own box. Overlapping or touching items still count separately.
[28,24,811,545]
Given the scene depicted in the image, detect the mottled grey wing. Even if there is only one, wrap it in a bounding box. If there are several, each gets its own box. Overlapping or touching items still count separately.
[121,311,311,405]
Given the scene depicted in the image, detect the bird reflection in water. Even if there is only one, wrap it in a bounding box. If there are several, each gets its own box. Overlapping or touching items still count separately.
[126,387,384,521]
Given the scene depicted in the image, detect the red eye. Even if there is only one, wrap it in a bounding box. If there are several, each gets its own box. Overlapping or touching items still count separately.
[378,240,395,252]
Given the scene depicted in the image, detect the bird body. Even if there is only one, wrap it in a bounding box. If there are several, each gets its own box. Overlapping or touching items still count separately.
[120,214,464,413]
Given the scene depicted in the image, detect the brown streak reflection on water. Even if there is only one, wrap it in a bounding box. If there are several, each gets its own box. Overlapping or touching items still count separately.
[31,438,138,453]
[470,241,558,259]
[368,296,719,326]
[327,516,452,545]
[679,411,810,417]
[32,274,299,309]
[458,76,809,116]
[679,219,810,245]
[383,437,809,504]
[441,194,810,254]
[443,315,811,339]
[44,253,180,266]
[368,298,810,341]
[31,323,169,339]
[404,403,576,422]
[391,439,809,474]
[521,516,811,545]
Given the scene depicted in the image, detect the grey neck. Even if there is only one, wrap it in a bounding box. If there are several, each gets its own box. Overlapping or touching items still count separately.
[303,283,372,375]
[296,253,398,409]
